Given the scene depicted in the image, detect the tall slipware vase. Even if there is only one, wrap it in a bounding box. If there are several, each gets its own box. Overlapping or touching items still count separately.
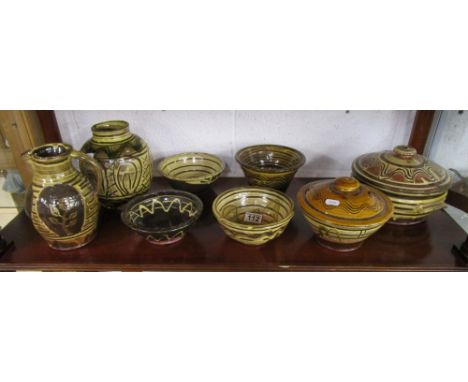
[81,120,153,208]
[23,143,102,250]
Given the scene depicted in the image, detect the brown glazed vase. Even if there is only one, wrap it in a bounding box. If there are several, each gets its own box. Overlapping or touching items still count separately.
[23,143,102,250]
[81,120,153,208]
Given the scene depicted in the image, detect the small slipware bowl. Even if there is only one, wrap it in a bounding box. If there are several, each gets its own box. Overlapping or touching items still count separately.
[235,144,306,191]
[212,186,294,246]
[158,152,225,193]
[121,190,203,245]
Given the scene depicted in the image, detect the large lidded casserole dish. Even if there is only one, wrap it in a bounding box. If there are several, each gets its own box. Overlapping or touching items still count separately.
[352,145,452,224]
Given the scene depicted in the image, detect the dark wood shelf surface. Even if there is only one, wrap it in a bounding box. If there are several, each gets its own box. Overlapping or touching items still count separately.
[447,180,468,213]
[1,178,467,271]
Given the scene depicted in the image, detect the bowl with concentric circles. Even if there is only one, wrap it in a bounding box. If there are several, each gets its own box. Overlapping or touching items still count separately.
[235,145,305,191]
[212,186,294,245]
[158,152,225,192]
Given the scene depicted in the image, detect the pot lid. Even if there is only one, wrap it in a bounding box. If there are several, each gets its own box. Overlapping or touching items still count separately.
[297,177,394,227]
[352,145,452,196]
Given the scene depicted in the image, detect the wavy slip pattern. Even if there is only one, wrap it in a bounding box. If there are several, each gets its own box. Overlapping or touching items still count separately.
[297,179,392,246]
[352,152,451,197]
[354,170,449,201]
[311,187,382,216]
[297,180,393,233]
[362,155,444,185]
[128,197,199,225]
[122,193,202,245]
[352,157,450,222]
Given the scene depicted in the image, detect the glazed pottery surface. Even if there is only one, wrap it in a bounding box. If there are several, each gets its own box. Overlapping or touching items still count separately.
[352,145,452,224]
[121,190,203,245]
[158,152,225,192]
[23,143,101,250]
[81,120,153,208]
[212,186,294,245]
[235,144,305,191]
[297,177,394,251]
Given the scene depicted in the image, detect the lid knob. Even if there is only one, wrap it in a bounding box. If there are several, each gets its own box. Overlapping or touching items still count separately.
[334,177,360,193]
[393,145,417,159]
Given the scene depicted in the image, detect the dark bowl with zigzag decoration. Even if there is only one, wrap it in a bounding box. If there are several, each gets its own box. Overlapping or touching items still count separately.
[121,190,203,245]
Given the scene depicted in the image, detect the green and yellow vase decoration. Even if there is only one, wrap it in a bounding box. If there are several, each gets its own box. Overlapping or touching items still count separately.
[23,143,102,250]
[81,120,153,208]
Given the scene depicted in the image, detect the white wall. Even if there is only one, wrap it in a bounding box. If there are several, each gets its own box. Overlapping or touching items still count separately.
[55,111,415,177]
[426,110,468,176]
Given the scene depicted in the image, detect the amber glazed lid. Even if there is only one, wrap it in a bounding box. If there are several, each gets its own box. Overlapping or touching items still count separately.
[352,145,452,197]
[297,177,394,228]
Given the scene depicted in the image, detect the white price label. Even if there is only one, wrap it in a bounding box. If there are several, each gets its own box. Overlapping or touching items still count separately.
[325,198,340,207]
[244,212,263,224]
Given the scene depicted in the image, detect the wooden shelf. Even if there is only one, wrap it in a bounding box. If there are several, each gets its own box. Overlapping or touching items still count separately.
[0,178,467,271]
[447,179,468,212]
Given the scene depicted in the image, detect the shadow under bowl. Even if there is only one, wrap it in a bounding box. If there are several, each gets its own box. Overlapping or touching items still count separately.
[212,186,294,246]
[235,144,305,191]
[158,152,225,193]
[121,190,203,245]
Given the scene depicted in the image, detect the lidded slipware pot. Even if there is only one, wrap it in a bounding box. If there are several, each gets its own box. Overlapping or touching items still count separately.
[23,143,101,250]
[352,145,452,225]
[297,177,394,251]
[81,120,153,208]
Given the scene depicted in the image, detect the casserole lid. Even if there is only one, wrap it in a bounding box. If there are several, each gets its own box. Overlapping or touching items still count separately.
[297,177,393,227]
[352,145,451,196]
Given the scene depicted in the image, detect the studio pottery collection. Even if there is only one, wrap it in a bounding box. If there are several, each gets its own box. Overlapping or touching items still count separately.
[23,121,452,253]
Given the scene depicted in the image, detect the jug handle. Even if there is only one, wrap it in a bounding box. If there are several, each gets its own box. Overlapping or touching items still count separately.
[21,150,33,165]
[70,151,102,193]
